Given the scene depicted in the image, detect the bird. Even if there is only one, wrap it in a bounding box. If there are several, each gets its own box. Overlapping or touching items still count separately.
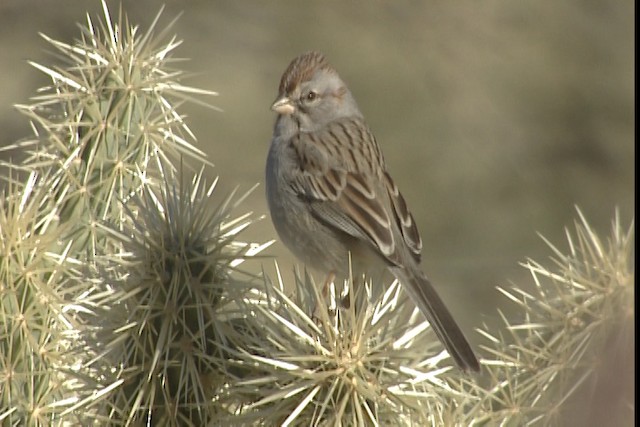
[265,51,480,373]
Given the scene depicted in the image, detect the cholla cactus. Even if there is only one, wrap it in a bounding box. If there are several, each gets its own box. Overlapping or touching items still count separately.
[218,266,479,426]
[85,169,269,425]
[224,208,633,426]
[0,170,83,425]
[13,1,216,253]
[1,1,267,425]
[473,208,634,425]
[0,0,633,425]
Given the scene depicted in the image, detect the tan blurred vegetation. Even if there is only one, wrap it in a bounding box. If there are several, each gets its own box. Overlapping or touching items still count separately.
[0,3,633,418]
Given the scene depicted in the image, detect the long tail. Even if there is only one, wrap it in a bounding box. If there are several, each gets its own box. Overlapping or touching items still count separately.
[390,266,480,373]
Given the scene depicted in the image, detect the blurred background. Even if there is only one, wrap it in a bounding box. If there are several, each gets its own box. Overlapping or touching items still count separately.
[0,2,633,415]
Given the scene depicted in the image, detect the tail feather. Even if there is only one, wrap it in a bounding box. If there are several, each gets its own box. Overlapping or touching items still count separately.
[390,267,480,373]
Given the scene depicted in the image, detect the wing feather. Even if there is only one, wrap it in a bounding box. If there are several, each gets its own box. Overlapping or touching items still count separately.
[289,116,421,265]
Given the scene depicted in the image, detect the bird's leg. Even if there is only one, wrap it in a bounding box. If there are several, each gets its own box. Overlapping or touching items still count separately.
[312,270,337,321]
[322,271,336,299]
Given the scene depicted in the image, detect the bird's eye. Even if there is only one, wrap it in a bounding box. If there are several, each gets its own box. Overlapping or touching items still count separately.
[304,91,318,102]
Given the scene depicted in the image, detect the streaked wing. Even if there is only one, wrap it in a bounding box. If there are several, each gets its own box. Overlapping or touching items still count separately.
[289,117,421,264]
[384,171,422,263]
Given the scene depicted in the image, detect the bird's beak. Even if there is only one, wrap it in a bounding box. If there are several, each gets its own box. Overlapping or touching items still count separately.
[271,97,295,115]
